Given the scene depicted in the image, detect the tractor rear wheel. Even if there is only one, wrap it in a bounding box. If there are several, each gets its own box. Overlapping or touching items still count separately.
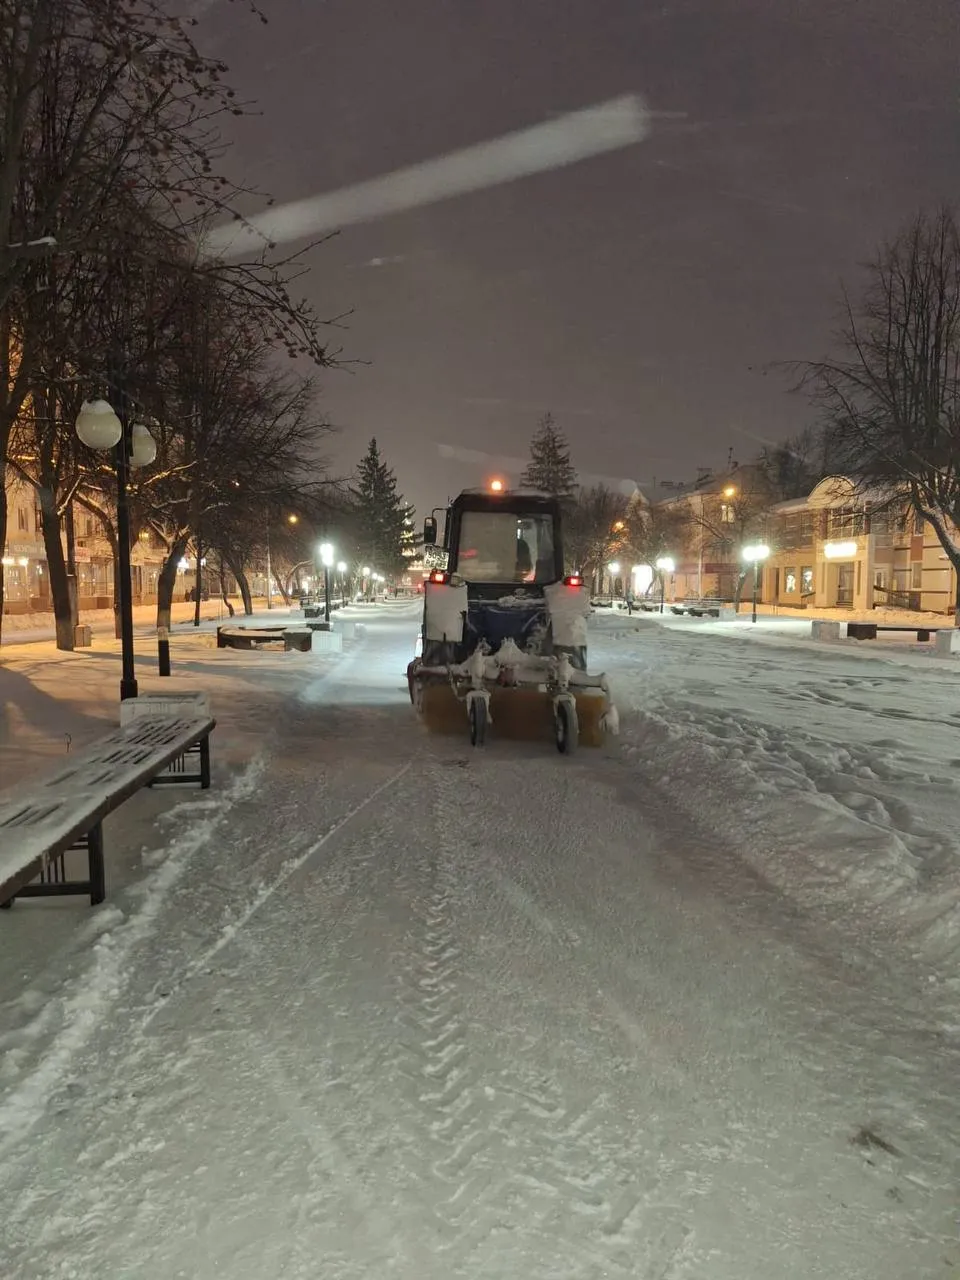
[469,697,488,747]
[555,699,579,754]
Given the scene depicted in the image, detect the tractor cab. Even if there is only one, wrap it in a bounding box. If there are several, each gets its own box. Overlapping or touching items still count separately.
[424,488,562,593]
[421,487,578,668]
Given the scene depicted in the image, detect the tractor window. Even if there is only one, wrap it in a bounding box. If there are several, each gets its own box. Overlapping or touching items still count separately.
[456,512,556,583]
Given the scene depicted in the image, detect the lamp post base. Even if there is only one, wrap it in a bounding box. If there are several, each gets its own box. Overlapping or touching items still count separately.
[120,678,139,701]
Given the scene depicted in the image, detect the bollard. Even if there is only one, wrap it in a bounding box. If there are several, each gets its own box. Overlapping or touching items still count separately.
[935,628,960,657]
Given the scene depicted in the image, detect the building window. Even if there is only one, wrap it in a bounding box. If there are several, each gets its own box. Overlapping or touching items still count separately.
[784,568,797,594]
[801,566,814,594]
[912,563,923,589]
[720,503,734,524]
[914,512,924,536]
[829,506,864,537]
[84,516,95,537]
[16,506,29,532]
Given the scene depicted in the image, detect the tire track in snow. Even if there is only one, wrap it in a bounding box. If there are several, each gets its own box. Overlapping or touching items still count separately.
[137,760,413,1032]
[389,754,702,1278]
[391,757,523,1261]
[0,766,420,1276]
[432,753,728,1279]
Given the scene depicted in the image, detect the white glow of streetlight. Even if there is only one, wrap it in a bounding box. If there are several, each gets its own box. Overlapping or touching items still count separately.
[655,556,675,573]
[742,544,770,563]
[608,561,621,575]
[75,399,122,451]
[336,560,347,573]
[319,541,334,567]
[361,565,371,576]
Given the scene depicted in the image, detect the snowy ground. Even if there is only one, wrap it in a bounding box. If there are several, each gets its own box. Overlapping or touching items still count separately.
[0,602,958,1278]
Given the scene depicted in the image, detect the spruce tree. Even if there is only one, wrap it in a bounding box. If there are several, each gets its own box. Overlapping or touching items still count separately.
[351,438,409,574]
[520,412,578,498]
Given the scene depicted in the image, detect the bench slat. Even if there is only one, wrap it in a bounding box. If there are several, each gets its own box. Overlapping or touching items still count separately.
[0,715,215,901]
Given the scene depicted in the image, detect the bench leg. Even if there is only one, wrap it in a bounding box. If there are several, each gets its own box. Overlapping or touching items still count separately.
[200,733,211,789]
[88,822,106,906]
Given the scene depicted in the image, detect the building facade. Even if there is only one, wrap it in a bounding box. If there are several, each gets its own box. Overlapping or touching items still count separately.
[647,471,957,615]
[762,476,956,615]
[2,472,212,616]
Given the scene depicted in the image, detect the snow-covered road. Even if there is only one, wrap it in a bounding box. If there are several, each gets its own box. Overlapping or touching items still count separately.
[1,604,958,1278]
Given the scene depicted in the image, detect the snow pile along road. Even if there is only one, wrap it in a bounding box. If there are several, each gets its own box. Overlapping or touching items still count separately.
[591,613,960,962]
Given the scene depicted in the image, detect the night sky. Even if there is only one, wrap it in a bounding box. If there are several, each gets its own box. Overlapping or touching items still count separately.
[197,0,960,516]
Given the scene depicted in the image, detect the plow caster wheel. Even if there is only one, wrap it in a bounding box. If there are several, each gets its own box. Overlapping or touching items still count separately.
[555,699,579,755]
[469,697,488,747]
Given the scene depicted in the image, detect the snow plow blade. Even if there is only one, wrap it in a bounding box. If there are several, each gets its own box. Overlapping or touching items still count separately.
[418,682,607,747]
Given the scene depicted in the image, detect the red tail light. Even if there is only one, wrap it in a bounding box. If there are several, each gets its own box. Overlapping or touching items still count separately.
[563,574,583,587]
[429,570,449,584]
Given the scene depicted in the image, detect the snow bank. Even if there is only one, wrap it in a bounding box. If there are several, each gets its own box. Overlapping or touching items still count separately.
[594,620,960,964]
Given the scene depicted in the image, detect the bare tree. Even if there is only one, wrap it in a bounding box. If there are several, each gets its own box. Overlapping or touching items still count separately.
[681,471,774,603]
[797,207,960,620]
[0,0,252,640]
[755,426,833,501]
[563,485,629,589]
[623,502,687,582]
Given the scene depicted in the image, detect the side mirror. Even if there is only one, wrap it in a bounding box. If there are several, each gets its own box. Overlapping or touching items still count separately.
[423,516,437,546]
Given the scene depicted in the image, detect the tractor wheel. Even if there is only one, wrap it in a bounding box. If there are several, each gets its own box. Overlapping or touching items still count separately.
[469,697,488,747]
[555,699,579,755]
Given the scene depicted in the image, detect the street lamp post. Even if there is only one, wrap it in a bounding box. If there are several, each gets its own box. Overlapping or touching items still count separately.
[336,560,347,607]
[319,541,334,624]
[75,381,157,701]
[742,543,770,624]
[655,556,675,614]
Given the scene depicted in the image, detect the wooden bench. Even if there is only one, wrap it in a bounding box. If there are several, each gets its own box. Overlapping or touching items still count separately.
[847,622,940,642]
[217,624,289,649]
[0,714,215,909]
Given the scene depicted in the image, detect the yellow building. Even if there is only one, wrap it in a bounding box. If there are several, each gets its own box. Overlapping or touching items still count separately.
[646,471,957,614]
[762,476,957,614]
[2,472,207,616]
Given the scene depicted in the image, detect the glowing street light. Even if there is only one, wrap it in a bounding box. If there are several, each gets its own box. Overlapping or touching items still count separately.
[318,541,335,623]
[655,555,675,614]
[742,543,770,624]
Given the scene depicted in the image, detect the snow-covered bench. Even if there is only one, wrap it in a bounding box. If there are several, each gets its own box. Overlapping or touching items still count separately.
[0,713,216,909]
